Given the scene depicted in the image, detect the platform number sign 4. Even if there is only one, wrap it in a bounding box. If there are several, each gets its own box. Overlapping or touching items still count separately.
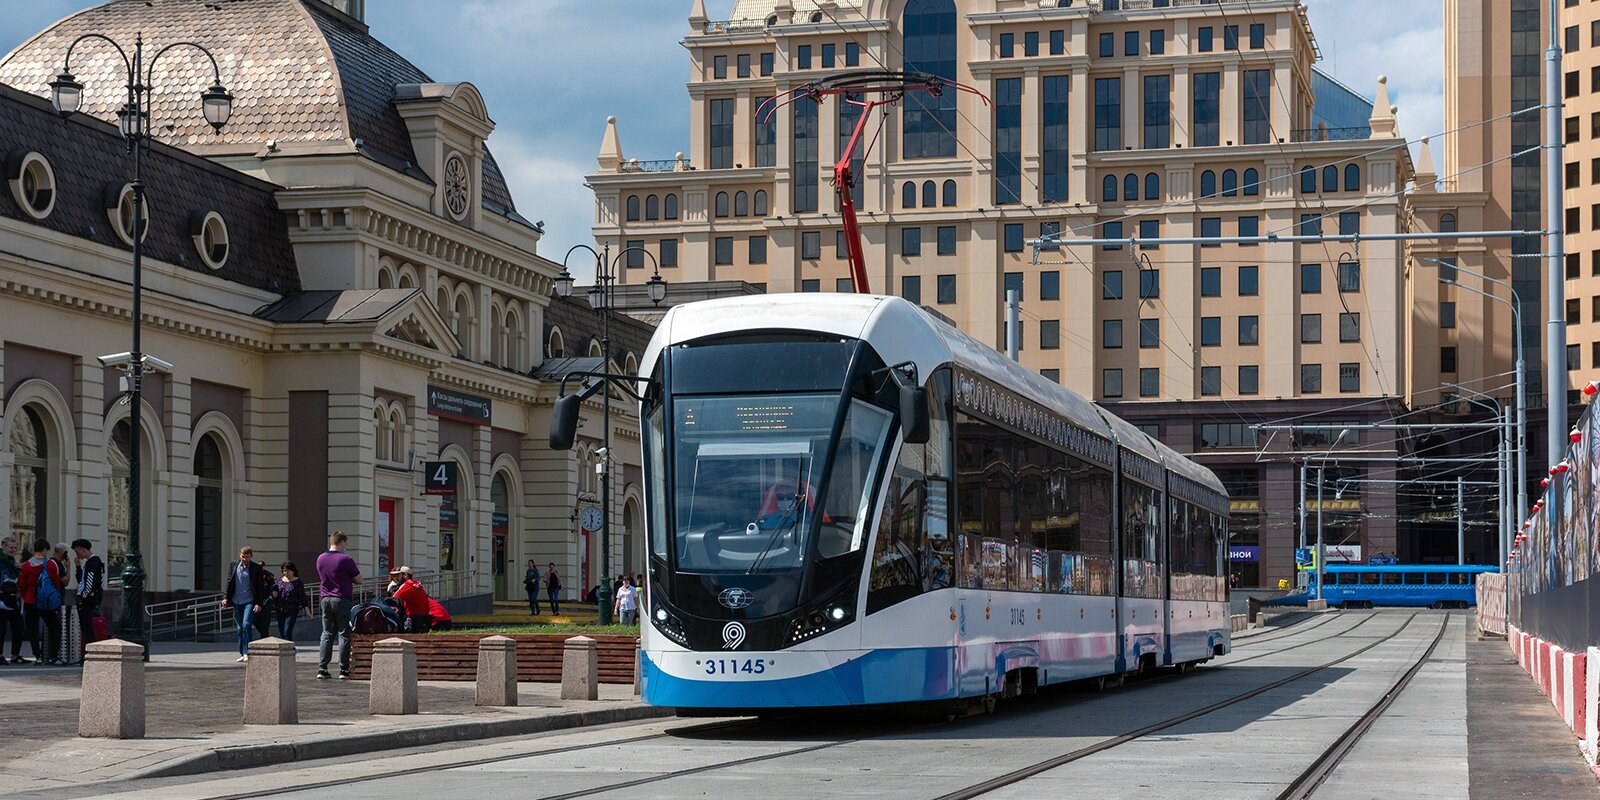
[423,461,458,495]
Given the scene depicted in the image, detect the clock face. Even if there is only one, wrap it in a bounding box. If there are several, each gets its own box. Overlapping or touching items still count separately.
[581,506,604,531]
[443,152,470,220]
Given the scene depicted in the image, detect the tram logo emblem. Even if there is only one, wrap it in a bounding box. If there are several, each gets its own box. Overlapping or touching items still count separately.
[717,587,755,610]
[721,621,747,650]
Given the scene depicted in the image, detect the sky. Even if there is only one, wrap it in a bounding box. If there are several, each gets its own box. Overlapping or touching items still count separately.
[0,1,1445,281]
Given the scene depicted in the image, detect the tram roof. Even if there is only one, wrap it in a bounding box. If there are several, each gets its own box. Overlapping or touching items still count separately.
[641,293,1224,497]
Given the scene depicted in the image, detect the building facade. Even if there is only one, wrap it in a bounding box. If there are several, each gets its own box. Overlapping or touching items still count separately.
[0,0,651,606]
[589,0,1434,588]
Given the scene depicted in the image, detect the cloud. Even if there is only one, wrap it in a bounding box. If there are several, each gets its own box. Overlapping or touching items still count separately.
[486,130,599,280]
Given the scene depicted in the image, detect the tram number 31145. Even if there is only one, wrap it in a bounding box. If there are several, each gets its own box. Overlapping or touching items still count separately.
[703,658,769,676]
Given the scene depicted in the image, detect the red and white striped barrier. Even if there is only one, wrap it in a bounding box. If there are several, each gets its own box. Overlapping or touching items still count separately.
[1586,647,1598,766]
[1508,626,1599,767]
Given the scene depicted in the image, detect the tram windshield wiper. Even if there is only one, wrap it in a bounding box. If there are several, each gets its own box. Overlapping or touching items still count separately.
[747,490,805,574]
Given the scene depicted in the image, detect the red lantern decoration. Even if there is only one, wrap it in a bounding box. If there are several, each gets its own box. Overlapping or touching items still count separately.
[1586,380,1600,397]
[1558,461,1571,474]
[1549,465,1559,476]
[1542,478,1550,488]
[1572,428,1584,443]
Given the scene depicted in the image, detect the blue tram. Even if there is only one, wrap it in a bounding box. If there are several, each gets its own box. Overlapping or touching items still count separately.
[1282,564,1498,608]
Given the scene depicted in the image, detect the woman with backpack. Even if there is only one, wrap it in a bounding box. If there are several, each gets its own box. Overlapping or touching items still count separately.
[18,539,64,665]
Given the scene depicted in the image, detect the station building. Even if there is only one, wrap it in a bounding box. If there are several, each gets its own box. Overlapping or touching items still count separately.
[0,0,652,607]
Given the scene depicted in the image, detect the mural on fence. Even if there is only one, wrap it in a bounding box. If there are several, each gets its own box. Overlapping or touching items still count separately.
[1509,401,1600,649]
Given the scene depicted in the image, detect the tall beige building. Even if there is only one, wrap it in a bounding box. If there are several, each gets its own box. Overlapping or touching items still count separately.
[588,0,1462,586]
[1560,0,1600,396]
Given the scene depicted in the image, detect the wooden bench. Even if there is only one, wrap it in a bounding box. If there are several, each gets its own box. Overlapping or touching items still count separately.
[348,633,638,683]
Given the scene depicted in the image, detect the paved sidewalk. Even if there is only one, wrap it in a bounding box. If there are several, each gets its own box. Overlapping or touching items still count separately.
[1466,633,1600,797]
[0,641,667,792]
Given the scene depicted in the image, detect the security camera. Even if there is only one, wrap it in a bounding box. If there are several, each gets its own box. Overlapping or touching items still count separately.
[97,352,135,368]
[596,447,610,459]
[142,355,175,373]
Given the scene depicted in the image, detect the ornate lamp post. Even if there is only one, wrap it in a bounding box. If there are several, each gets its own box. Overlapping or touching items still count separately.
[553,245,666,624]
[50,34,233,648]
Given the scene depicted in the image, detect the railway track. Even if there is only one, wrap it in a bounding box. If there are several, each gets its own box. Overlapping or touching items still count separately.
[218,610,1432,800]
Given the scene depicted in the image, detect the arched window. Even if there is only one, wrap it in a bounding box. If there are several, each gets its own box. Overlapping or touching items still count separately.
[734,190,749,217]
[1322,165,1339,192]
[625,195,640,221]
[438,457,468,572]
[491,472,512,601]
[453,292,476,359]
[1102,175,1117,202]
[1344,164,1361,192]
[714,191,730,218]
[389,405,406,463]
[1200,170,1217,198]
[547,327,565,359]
[1242,168,1260,196]
[374,405,391,462]
[1299,166,1316,193]
[1123,174,1139,202]
[1144,172,1160,200]
[625,354,638,376]
[903,181,918,208]
[753,190,769,216]
[645,194,660,220]
[902,0,957,159]
[942,179,957,206]
[193,432,226,592]
[664,194,679,220]
[1221,169,1238,196]
[505,309,523,371]
[377,265,394,289]
[108,418,153,573]
[1440,213,1457,233]
[588,339,603,359]
[9,405,50,547]
[922,180,937,208]
[397,267,417,289]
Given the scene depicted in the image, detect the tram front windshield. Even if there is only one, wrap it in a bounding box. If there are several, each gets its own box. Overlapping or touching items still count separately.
[672,394,893,575]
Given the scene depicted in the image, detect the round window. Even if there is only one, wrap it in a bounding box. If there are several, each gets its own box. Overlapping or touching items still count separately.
[6,150,56,220]
[104,183,150,246]
[191,211,229,269]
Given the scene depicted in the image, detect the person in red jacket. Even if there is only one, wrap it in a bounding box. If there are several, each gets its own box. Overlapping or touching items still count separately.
[426,596,452,631]
[391,567,432,633]
[18,538,64,665]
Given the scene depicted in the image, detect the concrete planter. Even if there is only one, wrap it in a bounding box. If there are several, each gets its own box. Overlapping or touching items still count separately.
[348,633,637,684]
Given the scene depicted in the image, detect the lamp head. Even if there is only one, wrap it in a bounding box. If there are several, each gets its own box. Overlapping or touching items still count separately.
[49,70,82,117]
[201,82,233,131]
[645,273,668,306]
[553,268,575,299]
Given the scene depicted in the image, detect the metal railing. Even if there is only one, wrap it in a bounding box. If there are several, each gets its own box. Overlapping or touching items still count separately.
[622,158,691,173]
[145,592,231,640]
[700,18,771,35]
[307,568,481,619]
[1291,126,1373,142]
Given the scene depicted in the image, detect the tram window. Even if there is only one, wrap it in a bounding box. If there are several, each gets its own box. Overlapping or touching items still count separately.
[1121,478,1162,599]
[645,399,669,558]
[1381,572,1398,585]
[1403,573,1421,585]
[1360,571,1379,584]
[867,370,954,614]
[953,409,1114,596]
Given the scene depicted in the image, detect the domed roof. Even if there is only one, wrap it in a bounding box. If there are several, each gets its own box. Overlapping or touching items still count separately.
[0,0,519,218]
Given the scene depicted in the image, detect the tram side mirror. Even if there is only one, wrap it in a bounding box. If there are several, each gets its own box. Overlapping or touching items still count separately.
[900,385,930,444]
[549,394,581,450]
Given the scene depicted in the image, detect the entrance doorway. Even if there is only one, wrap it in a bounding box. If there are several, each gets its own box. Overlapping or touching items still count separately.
[491,472,510,600]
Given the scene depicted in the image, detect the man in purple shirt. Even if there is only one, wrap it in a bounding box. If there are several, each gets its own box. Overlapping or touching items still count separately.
[315,531,363,679]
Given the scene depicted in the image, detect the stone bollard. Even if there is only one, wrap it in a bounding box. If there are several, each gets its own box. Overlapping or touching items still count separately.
[633,640,642,696]
[369,637,418,715]
[1307,598,1329,612]
[244,637,298,724]
[78,639,145,739]
[475,635,518,707]
[561,635,599,700]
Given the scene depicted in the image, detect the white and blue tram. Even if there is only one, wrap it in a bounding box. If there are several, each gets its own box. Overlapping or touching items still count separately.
[629,294,1230,711]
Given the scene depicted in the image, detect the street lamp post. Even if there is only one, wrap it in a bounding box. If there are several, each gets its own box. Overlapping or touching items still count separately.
[1312,428,1348,601]
[553,245,666,625]
[1420,256,1526,566]
[49,34,233,648]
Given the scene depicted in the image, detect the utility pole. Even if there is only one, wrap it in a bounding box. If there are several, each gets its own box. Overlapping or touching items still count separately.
[1548,0,1569,473]
[1315,465,1325,601]
[1457,475,1466,566]
[1006,288,1020,361]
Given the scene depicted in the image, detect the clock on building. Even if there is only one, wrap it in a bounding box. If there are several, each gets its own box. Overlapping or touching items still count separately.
[443,151,470,220]
[580,505,604,531]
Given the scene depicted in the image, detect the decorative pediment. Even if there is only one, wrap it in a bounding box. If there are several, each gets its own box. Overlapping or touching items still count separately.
[385,312,438,348]
[378,291,459,355]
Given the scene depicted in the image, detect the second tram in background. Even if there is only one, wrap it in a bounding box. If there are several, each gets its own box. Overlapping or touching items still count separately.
[566,294,1230,712]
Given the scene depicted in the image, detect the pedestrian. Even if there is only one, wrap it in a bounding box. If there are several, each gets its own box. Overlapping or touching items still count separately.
[72,539,104,656]
[392,566,431,633]
[522,560,541,615]
[221,546,265,662]
[252,560,275,639]
[18,539,64,665]
[426,596,453,631]
[0,538,21,664]
[614,576,638,625]
[52,543,76,663]
[546,563,562,615]
[272,561,310,641]
[315,531,362,680]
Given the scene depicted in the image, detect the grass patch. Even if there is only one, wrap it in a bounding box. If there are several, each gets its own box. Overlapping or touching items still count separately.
[443,623,641,636]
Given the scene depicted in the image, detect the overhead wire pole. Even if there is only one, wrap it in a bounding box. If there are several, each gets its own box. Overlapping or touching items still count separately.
[1548,0,1570,475]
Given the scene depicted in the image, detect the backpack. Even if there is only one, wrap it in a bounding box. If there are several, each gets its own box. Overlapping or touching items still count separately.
[34,563,63,612]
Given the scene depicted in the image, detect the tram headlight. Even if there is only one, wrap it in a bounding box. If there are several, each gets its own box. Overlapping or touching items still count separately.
[655,608,668,622]
[828,606,846,621]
